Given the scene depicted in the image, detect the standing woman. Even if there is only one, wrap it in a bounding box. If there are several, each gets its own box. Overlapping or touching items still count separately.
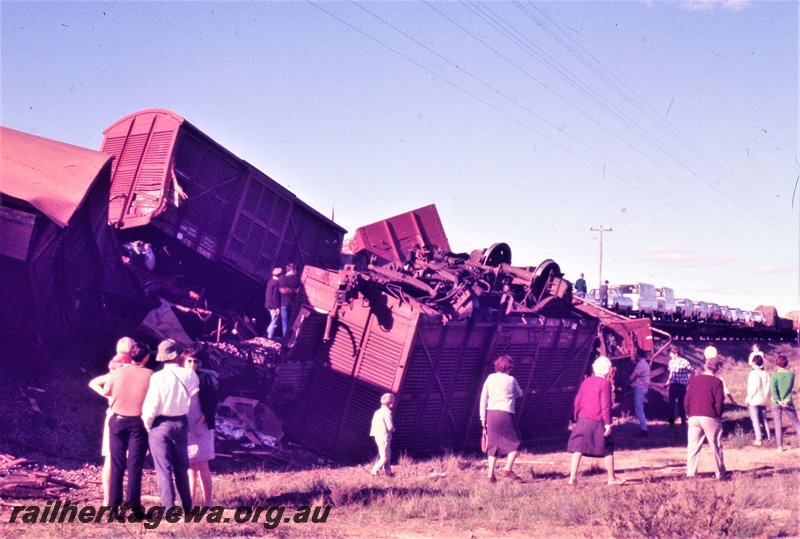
[567,356,625,486]
[744,354,771,445]
[183,349,219,506]
[479,355,523,483]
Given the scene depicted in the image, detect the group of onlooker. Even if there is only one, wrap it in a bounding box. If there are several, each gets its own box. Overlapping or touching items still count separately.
[89,337,218,513]
[369,344,799,486]
[264,263,300,340]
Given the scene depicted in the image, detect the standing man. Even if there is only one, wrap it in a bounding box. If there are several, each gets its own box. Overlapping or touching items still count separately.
[666,346,693,425]
[629,349,651,437]
[278,263,300,339]
[369,393,396,477]
[599,280,609,308]
[770,354,800,451]
[685,352,727,480]
[264,267,282,339]
[88,343,152,516]
[574,273,587,299]
[142,339,199,512]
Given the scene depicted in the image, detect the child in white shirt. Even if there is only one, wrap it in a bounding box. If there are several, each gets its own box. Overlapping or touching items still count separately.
[370,393,396,476]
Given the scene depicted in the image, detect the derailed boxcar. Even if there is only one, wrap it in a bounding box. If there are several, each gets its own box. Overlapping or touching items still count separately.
[0,127,133,360]
[101,109,345,278]
[99,109,346,326]
[280,264,598,458]
[343,204,450,266]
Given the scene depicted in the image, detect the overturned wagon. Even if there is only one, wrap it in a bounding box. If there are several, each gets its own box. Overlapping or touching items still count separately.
[99,109,346,326]
[280,261,599,459]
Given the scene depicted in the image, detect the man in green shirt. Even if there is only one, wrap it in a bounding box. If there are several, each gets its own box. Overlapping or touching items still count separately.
[770,354,800,451]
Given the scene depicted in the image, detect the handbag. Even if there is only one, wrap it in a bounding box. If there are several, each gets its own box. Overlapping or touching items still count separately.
[481,426,488,453]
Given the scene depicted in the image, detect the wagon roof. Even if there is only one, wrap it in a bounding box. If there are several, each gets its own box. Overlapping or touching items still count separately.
[0,126,112,228]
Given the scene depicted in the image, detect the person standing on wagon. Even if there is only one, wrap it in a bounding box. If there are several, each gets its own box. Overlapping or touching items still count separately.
[278,263,300,340]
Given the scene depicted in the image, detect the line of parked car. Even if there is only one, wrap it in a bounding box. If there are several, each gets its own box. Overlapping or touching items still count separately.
[584,282,767,325]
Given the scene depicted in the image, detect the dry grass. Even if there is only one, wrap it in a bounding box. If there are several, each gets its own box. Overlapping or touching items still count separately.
[4,445,796,538]
[1,342,798,538]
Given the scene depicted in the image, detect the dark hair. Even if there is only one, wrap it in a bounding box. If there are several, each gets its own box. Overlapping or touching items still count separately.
[775,355,789,368]
[669,346,680,355]
[752,355,763,367]
[130,343,150,363]
[704,357,720,375]
[494,355,513,374]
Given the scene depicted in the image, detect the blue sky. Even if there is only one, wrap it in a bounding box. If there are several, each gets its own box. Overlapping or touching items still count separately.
[2,1,798,315]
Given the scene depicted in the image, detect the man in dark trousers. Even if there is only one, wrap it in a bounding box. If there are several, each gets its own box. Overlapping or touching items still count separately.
[142,339,199,512]
[667,346,693,425]
[278,263,300,339]
[599,280,609,308]
[574,273,587,298]
[684,349,726,479]
[88,343,152,516]
[264,267,282,339]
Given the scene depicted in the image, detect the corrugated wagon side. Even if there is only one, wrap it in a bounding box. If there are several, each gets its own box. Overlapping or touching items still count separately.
[282,266,598,459]
[100,109,346,283]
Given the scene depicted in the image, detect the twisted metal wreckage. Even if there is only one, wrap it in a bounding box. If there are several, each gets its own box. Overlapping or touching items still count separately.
[0,113,668,463]
[278,207,666,459]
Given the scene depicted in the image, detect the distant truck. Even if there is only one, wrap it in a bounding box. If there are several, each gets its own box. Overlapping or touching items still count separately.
[655,287,676,319]
[614,283,658,317]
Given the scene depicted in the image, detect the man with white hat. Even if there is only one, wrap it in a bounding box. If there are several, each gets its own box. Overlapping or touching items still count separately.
[142,339,199,511]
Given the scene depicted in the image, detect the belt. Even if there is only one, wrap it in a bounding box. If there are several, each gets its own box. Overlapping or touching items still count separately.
[113,414,141,419]
[156,414,187,419]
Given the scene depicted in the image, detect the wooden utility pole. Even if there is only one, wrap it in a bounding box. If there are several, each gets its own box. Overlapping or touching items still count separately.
[590,226,613,286]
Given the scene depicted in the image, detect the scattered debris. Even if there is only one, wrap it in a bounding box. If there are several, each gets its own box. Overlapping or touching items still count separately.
[0,454,84,500]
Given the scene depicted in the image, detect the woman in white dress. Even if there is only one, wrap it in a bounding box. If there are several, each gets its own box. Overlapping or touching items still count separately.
[182,351,218,506]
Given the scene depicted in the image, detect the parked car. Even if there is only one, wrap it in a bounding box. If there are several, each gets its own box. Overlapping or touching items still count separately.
[675,298,695,321]
[752,310,767,325]
[706,303,723,321]
[655,287,676,319]
[586,287,634,314]
[729,307,744,324]
[614,283,658,317]
[719,305,732,322]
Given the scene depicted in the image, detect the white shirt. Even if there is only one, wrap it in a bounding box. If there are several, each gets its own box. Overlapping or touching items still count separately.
[745,369,770,406]
[141,362,199,430]
[370,406,394,442]
[479,372,523,420]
